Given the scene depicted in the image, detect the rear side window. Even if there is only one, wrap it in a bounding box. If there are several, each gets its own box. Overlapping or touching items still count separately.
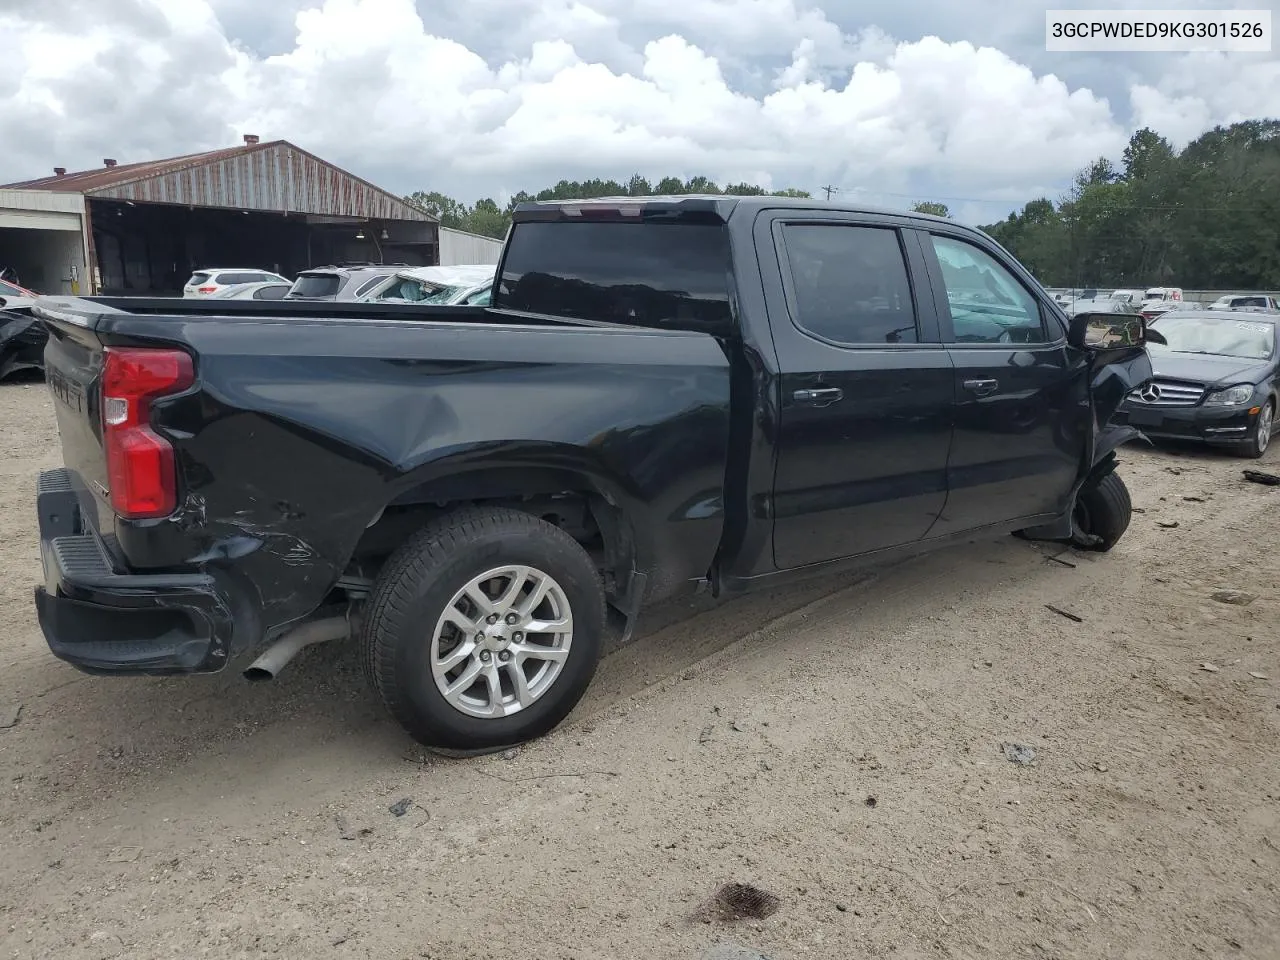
[353,276,388,298]
[253,285,289,300]
[216,272,260,285]
[290,273,341,298]
[188,272,211,286]
[496,221,732,332]
[780,224,918,345]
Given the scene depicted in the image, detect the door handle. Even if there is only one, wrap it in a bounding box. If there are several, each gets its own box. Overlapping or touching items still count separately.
[793,387,844,405]
[963,378,999,396]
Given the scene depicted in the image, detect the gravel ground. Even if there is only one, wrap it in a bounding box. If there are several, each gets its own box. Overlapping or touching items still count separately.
[1,376,1277,960]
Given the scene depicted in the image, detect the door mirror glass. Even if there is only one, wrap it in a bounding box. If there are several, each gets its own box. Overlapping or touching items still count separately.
[1069,311,1163,349]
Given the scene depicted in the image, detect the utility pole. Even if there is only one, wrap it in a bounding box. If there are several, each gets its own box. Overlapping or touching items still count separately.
[822,185,836,201]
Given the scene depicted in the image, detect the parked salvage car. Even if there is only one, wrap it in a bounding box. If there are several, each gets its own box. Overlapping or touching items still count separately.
[1208,293,1280,311]
[30,195,1154,752]
[360,265,495,305]
[0,296,47,381]
[1114,310,1278,457]
[0,277,39,306]
[285,264,404,301]
[183,268,290,298]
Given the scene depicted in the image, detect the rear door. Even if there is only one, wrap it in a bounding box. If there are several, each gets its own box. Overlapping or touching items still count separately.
[761,212,955,569]
[917,230,1084,534]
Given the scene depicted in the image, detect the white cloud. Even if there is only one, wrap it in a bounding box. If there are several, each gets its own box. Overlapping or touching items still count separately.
[1131,53,1280,147]
[2,0,1277,221]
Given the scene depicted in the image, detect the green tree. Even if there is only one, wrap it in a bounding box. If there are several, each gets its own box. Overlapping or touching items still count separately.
[407,173,811,241]
[1121,127,1175,182]
[911,201,951,218]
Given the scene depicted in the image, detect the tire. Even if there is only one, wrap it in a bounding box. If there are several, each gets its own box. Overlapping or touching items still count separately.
[1238,400,1274,459]
[1073,470,1132,552]
[361,506,606,752]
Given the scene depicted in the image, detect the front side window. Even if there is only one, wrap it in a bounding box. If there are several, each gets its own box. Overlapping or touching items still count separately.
[781,224,918,345]
[930,235,1047,344]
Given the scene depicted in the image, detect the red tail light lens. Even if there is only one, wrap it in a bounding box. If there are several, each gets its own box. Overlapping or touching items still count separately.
[197,286,217,294]
[102,347,195,519]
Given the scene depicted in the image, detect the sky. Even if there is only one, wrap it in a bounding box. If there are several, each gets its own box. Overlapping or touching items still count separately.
[1,0,1278,223]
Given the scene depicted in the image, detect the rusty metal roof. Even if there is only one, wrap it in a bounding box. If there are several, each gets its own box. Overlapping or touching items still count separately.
[1,140,434,222]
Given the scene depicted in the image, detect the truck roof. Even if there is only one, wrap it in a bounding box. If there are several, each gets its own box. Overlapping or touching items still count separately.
[511,194,958,227]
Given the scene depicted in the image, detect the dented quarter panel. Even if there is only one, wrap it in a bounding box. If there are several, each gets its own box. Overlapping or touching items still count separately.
[39,303,731,650]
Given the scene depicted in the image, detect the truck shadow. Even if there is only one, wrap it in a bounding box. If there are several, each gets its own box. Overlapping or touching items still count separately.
[8,532,1066,812]
[10,563,884,792]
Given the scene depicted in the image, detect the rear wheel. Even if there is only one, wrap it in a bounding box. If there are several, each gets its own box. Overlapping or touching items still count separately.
[362,507,605,752]
[1072,470,1131,552]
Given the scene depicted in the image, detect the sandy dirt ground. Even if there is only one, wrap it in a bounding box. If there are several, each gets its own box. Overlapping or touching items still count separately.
[1,375,1278,960]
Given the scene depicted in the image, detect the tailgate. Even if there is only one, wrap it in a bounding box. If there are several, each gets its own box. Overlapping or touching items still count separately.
[35,299,114,529]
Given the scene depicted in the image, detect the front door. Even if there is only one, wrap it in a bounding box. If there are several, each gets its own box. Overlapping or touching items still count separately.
[766,217,956,570]
[918,231,1085,535]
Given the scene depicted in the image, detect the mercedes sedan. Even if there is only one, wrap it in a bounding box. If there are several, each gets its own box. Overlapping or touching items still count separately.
[1114,310,1279,458]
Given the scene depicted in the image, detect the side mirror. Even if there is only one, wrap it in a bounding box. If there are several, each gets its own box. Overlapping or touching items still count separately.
[1068,311,1164,350]
[0,297,6,309]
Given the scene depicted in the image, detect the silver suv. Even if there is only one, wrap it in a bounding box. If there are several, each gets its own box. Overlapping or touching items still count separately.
[285,264,407,301]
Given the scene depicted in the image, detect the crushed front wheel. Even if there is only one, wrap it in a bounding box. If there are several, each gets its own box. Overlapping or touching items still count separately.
[1071,471,1132,552]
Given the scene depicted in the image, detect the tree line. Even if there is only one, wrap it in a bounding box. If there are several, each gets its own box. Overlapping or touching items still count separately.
[408,119,1280,292]
[405,175,810,239]
[974,120,1280,290]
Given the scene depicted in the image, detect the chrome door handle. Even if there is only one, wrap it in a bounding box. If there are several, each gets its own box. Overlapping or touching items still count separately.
[963,378,999,396]
[793,387,844,405]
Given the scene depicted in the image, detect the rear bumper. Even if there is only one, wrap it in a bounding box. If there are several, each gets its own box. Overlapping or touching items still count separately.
[1114,401,1257,444]
[34,468,237,676]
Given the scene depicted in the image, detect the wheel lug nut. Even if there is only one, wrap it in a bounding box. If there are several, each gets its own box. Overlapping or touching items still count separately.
[505,613,519,625]
[498,651,511,663]
[479,651,491,662]
[475,632,485,642]
[512,632,523,642]
[487,614,500,624]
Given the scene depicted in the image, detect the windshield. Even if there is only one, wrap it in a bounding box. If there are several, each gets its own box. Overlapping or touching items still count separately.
[1151,315,1275,360]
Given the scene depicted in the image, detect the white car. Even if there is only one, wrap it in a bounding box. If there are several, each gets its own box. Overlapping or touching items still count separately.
[359,265,496,305]
[184,268,290,298]
[1208,294,1280,311]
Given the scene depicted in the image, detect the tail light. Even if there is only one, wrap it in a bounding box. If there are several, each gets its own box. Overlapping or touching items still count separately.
[197,285,217,294]
[101,346,195,519]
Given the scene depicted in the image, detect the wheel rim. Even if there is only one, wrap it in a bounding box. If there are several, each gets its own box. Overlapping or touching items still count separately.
[430,565,573,719]
[1258,405,1273,453]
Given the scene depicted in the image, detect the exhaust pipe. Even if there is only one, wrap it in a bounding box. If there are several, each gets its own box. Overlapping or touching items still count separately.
[243,615,353,682]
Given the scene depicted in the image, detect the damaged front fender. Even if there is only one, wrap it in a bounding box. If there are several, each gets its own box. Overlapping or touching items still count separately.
[1019,321,1155,542]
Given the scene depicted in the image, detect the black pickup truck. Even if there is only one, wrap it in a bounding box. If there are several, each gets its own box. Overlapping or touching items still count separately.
[31,196,1154,752]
